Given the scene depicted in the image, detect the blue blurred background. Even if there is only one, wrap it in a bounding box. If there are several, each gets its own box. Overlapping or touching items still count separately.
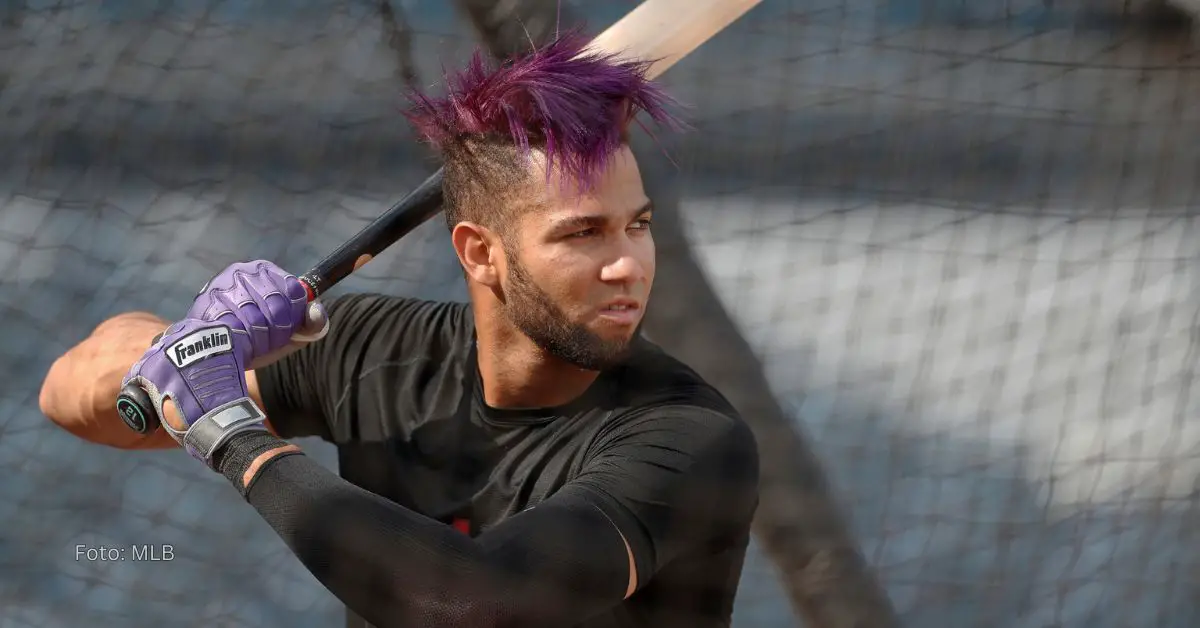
[3,1,1200,626]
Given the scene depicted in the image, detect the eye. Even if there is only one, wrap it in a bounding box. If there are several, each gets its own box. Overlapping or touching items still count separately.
[569,228,598,238]
[629,218,653,231]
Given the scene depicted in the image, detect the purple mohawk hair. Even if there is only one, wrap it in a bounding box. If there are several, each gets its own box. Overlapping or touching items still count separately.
[403,30,685,191]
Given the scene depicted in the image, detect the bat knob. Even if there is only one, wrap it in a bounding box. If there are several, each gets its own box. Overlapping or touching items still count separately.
[116,384,161,435]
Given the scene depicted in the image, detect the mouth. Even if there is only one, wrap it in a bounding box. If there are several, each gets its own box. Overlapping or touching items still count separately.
[597,299,642,326]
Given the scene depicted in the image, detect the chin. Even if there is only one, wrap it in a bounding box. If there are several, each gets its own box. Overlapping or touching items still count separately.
[593,323,639,342]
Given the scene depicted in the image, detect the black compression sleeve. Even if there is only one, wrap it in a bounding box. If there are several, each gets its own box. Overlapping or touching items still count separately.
[213,432,632,628]
[213,430,298,494]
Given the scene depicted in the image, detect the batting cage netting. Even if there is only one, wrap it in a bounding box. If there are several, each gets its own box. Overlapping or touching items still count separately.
[3,0,1200,626]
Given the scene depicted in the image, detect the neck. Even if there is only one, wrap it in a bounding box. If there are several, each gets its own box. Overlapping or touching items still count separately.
[472,308,601,410]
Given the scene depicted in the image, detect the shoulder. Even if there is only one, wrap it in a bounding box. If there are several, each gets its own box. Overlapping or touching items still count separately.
[257,293,475,441]
[319,293,472,352]
[323,292,470,330]
[581,357,759,549]
[593,403,758,480]
[604,336,741,420]
[594,338,758,478]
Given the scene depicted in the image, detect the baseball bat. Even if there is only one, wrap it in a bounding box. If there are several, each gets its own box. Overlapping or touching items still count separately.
[115,0,763,436]
[297,170,443,301]
[299,0,762,300]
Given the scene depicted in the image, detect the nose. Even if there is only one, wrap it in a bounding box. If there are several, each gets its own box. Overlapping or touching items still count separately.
[599,248,647,285]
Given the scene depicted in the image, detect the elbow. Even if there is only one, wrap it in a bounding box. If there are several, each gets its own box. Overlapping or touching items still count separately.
[38,357,90,439]
[383,602,506,628]
[38,312,139,427]
[447,600,502,628]
[38,336,136,447]
[38,356,69,423]
[36,313,179,450]
[420,596,558,628]
[39,350,98,426]
[351,587,523,628]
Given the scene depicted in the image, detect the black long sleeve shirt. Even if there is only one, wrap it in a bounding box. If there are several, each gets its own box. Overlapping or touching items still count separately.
[224,293,759,628]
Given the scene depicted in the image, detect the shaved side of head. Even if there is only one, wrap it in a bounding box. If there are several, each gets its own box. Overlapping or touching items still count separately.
[402,31,682,238]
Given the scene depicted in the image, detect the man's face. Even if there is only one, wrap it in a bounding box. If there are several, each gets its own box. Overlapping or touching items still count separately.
[500,145,655,371]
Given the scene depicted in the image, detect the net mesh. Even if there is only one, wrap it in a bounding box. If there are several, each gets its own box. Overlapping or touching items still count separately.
[3,0,1200,626]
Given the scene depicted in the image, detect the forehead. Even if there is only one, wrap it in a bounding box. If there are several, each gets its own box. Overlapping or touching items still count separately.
[517,147,650,227]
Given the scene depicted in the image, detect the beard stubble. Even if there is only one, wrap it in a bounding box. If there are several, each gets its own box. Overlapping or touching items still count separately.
[501,253,635,371]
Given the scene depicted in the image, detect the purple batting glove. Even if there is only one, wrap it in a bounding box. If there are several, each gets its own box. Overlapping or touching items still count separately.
[122,318,265,466]
[186,260,329,369]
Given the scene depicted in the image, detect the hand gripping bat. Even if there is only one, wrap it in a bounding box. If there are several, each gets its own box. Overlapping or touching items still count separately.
[114,0,763,435]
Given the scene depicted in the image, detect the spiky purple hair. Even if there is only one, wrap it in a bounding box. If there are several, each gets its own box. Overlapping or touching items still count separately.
[403,30,684,191]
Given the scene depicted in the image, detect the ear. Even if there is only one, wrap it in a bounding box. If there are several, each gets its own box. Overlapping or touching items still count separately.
[451,221,502,288]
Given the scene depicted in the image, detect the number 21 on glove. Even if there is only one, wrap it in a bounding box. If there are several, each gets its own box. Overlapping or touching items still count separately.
[117,319,268,469]
[116,260,329,465]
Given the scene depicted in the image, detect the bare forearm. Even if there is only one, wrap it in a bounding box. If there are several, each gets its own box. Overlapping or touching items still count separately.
[39,312,178,449]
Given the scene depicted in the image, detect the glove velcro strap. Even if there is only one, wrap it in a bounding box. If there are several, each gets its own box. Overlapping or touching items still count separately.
[183,398,268,467]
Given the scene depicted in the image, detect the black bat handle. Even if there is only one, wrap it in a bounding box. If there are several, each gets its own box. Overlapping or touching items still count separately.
[117,169,446,436]
[116,326,171,435]
[116,383,160,435]
[298,168,445,302]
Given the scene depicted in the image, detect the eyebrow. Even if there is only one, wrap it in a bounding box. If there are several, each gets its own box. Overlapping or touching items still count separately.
[549,201,654,233]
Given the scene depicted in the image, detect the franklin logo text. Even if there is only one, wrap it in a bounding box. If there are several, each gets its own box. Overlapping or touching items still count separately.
[167,326,233,368]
